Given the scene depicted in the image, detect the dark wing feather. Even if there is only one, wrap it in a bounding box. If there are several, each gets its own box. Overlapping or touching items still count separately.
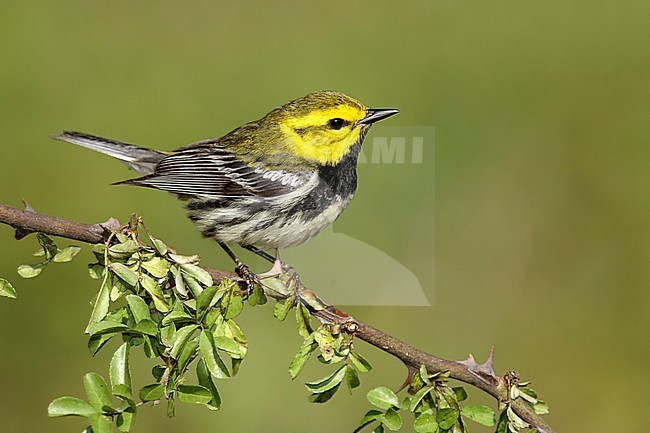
[121,141,311,198]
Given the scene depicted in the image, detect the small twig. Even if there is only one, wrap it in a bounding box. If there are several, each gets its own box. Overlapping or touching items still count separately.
[0,201,555,433]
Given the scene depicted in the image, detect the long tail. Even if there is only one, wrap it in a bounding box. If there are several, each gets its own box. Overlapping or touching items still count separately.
[51,130,166,175]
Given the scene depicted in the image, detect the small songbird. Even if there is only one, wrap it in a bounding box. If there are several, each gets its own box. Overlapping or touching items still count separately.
[53,91,398,285]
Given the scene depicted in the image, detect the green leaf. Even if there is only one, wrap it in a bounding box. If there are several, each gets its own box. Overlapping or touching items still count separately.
[116,407,137,432]
[108,240,139,258]
[381,408,403,431]
[162,303,193,326]
[141,256,170,278]
[89,414,113,433]
[367,386,400,410]
[507,405,530,430]
[171,265,188,298]
[169,253,201,265]
[305,365,347,394]
[222,290,244,320]
[496,409,508,433]
[273,297,294,321]
[140,273,169,313]
[139,384,164,402]
[414,412,438,433]
[37,233,58,259]
[150,238,169,256]
[408,367,427,394]
[518,387,538,405]
[231,357,243,376]
[125,294,152,323]
[110,343,132,402]
[167,394,175,418]
[346,365,361,391]
[439,385,461,411]
[17,263,46,278]
[453,386,467,402]
[87,320,129,336]
[53,245,82,263]
[436,408,459,430]
[408,385,434,412]
[48,396,96,417]
[534,400,549,415]
[108,263,139,287]
[83,372,113,412]
[88,333,114,356]
[349,351,373,373]
[133,319,158,336]
[354,409,383,433]
[196,286,220,323]
[199,330,230,379]
[176,385,212,404]
[214,335,246,359]
[0,278,17,299]
[261,275,291,296]
[91,243,106,259]
[159,325,175,348]
[110,278,130,302]
[308,384,341,403]
[295,304,313,338]
[86,276,112,332]
[220,319,248,358]
[197,359,221,410]
[182,274,204,298]
[88,263,105,280]
[461,404,496,427]
[289,335,317,379]
[176,340,199,374]
[143,335,158,358]
[180,263,213,286]
[169,324,198,359]
[246,282,267,306]
[314,326,335,362]
[106,306,130,323]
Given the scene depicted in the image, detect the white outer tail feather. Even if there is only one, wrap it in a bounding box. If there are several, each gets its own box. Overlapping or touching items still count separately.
[52,131,165,175]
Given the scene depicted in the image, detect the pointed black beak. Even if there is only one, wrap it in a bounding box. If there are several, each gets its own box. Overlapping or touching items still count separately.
[358,108,400,125]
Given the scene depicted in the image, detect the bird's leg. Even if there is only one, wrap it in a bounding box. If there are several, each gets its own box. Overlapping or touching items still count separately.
[242,244,275,263]
[242,245,284,278]
[218,241,260,296]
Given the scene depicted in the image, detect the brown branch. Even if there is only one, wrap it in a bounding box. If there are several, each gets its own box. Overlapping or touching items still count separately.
[0,202,120,243]
[0,202,555,433]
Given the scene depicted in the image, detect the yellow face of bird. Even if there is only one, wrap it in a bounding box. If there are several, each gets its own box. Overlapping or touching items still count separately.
[277,91,371,166]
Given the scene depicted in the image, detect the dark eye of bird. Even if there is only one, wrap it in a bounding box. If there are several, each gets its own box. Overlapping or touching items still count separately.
[328,118,345,130]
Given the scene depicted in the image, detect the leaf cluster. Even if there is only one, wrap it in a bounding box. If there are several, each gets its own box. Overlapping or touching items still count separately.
[46,223,251,432]
[495,382,549,433]
[356,366,497,433]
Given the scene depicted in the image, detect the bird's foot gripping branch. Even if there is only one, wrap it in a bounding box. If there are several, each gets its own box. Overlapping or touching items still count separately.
[0,204,554,433]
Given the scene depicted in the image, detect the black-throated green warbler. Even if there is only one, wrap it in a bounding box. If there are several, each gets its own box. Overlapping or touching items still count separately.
[53,91,398,284]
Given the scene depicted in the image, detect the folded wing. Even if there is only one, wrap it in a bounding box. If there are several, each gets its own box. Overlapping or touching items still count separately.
[122,141,311,198]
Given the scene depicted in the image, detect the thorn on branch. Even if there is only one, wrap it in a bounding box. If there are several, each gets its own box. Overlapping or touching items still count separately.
[459,348,499,387]
[13,199,37,240]
[100,217,121,235]
[397,365,419,393]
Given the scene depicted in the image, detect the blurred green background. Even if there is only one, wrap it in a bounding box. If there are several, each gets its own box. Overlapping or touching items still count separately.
[1,1,649,432]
